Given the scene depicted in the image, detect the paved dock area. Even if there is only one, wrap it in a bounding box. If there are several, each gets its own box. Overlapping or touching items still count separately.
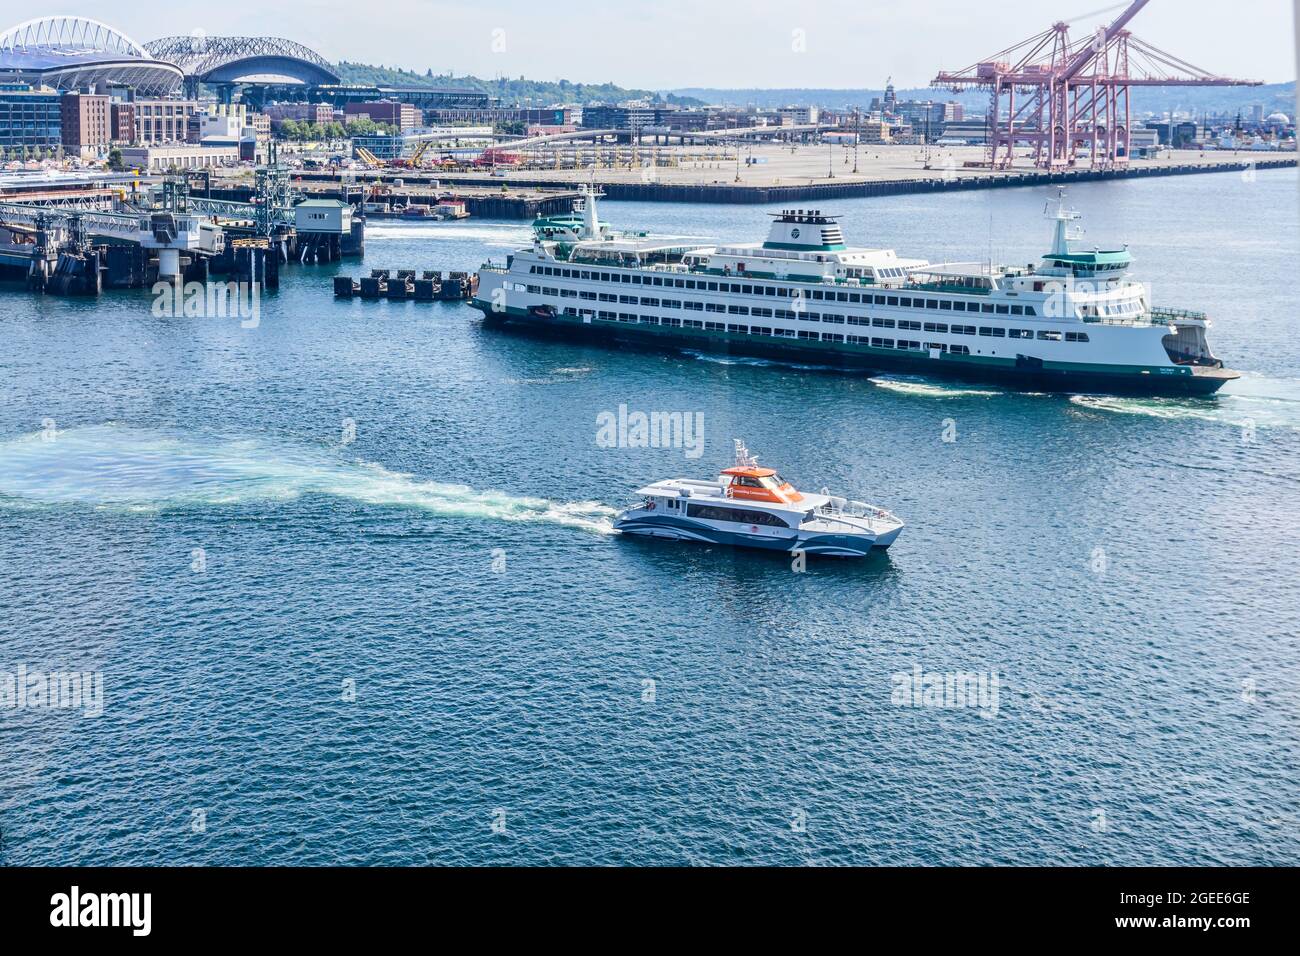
[436,142,1295,189]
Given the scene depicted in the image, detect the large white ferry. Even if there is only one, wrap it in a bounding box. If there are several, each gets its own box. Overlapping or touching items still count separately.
[615,441,903,557]
[472,189,1237,395]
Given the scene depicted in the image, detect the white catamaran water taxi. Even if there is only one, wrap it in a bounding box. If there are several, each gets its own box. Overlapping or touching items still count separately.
[472,188,1237,396]
[614,441,904,558]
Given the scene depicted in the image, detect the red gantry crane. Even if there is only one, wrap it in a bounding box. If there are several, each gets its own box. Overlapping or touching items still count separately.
[933,0,1261,170]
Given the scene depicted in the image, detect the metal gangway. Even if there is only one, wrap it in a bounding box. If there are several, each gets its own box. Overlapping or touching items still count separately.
[0,200,226,277]
[0,201,161,243]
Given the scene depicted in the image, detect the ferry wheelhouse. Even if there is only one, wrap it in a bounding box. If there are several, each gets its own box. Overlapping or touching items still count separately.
[614,441,903,557]
[473,190,1237,396]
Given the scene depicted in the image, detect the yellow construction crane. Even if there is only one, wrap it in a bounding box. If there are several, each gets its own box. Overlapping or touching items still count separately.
[408,139,431,167]
[354,145,382,167]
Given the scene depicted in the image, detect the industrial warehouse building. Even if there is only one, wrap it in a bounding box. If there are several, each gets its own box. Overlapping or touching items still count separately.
[118,144,239,172]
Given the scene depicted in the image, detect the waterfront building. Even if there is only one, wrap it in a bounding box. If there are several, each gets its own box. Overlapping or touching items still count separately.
[133,98,199,145]
[247,112,271,142]
[60,92,111,157]
[858,119,892,143]
[424,107,573,127]
[263,102,335,126]
[778,106,820,126]
[353,126,491,160]
[936,119,991,144]
[582,104,682,140]
[343,100,419,130]
[192,103,267,144]
[0,82,61,151]
[118,143,238,172]
[110,101,135,143]
[293,198,352,233]
[1145,120,1200,148]
[527,124,579,137]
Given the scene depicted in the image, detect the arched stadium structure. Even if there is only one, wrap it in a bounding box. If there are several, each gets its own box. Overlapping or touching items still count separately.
[145,35,341,92]
[0,16,182,94]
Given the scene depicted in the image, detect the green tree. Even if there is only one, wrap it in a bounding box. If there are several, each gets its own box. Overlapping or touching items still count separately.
[346,118,379,137]
[107,147,123,171]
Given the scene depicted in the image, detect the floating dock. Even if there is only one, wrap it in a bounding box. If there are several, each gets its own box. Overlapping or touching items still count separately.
[334,269,476,301]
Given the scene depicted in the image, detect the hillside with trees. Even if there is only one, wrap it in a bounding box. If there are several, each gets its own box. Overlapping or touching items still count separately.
[334,61,703,107]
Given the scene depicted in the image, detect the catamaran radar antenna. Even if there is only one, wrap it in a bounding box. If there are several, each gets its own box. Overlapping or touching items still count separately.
[733,439,758,469]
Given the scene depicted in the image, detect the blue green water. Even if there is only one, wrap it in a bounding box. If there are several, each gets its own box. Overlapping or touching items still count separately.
[1,168,1297,865]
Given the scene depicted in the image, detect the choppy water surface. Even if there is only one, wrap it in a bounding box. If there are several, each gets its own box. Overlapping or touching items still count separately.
[1,169,1297,865]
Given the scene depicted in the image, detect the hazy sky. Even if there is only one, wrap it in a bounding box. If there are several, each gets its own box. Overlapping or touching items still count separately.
[2,0,1294,88]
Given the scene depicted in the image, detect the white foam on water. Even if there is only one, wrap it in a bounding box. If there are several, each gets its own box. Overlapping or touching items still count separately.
[680,350,839,372]
[1070,374,1300,431]
[870,378,1002,398]
[502,365,598,386]
[0,425,616,533]
[503,366,597,385]
[1069,394,1221,422]
[363,222,530,247]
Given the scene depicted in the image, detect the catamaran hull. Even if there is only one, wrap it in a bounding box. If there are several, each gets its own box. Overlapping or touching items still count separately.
[474,303,1235,397]
[614,513,895,557]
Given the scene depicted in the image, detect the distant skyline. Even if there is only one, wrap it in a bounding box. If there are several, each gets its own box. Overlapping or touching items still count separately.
[0,0,1294,89]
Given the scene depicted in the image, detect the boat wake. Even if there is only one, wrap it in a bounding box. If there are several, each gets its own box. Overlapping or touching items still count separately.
[503,365,597,385]
[680,350,842,372]
[0,424,617,532]
[1069,373,1300,431]
[870,377,1003,398]
[363,222,531,247]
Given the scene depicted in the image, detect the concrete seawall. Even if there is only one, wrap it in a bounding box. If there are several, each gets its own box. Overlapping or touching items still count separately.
[438,158,1297,205]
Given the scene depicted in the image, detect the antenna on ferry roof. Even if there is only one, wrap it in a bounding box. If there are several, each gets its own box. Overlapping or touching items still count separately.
[988,210,993,273]
[733,439,758,469]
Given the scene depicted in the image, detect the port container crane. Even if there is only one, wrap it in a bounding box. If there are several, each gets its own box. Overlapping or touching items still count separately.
[933,0,1261,170]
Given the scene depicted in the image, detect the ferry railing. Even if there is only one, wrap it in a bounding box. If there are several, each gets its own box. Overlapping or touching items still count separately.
[1081,309,1202,328]
[813,500,896,532]
[1150,306,1208,322]
[906,281,994,296]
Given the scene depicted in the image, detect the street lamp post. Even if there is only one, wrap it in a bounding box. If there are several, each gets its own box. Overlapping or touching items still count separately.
[853,108,860,174]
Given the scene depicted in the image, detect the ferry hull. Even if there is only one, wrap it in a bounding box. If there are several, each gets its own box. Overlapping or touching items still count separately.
[614,513,892,558]
[474,303,1235,397]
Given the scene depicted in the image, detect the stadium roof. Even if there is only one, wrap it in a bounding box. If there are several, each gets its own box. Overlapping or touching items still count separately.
[144,35,341,87]
[0,16,182,94]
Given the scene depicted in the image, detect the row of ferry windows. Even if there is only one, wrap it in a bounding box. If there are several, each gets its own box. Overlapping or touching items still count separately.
[685,503,790,527]
[527,265,1037,314]
[562,308,1088,344]
[529,285,1040,320]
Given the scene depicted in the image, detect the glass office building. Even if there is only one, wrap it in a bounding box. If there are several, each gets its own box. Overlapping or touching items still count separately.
[0,83,62,152]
